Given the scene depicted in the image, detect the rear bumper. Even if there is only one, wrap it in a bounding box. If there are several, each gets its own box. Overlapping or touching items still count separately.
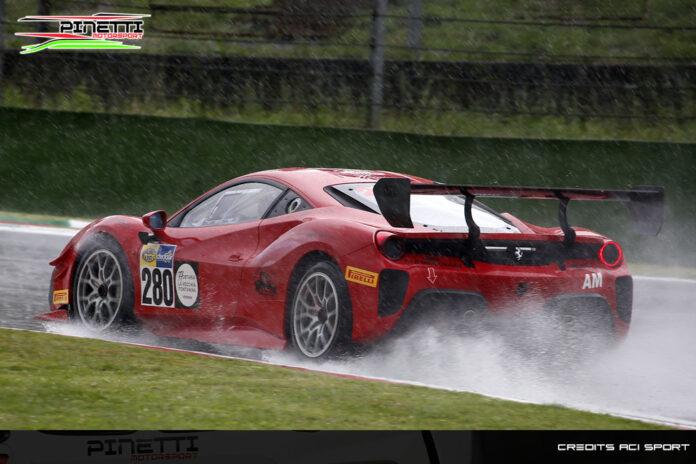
[390,289,622,339]
[348,261,632,342]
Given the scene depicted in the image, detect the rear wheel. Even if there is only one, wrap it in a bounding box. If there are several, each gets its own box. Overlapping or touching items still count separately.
[289,261,352,359]
[71,234,135,331]
[550,302,615,356]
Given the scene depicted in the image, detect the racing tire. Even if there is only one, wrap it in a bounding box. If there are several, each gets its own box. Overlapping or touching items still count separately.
[550,302,616,358]
[70,233,135,332]
[288,260,353,359]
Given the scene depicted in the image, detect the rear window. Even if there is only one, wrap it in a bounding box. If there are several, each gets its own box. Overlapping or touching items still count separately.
[330,182,519,233]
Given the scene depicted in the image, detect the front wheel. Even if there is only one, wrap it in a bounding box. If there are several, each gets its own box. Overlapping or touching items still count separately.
[289,261,352,359]
[71,234,135,331]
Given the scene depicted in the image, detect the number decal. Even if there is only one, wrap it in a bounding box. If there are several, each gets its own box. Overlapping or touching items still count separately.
[141,268,152,305]
[152,268,163,305]
[139,244,197,309]
[163,269,174,307]
[139,243,177,308]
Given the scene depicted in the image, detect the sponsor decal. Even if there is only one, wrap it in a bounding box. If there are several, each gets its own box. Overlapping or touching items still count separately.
[345,266,379,287]
[156,245,176,268]
[582,272,603,289]
[140,244,177,308]
[52,289,69,305]
[140,244,157,267]
[87,435,199,461]
[15,12,149,55]
[175,262,199,308]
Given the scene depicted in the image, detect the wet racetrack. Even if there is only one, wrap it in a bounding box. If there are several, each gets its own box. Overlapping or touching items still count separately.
[1,224,695,427]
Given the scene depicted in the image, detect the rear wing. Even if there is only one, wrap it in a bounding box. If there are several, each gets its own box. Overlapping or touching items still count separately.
[373,178,664,246]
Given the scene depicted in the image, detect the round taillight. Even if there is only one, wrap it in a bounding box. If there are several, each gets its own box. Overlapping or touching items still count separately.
[376,232,405,261]
[599,241,623,268]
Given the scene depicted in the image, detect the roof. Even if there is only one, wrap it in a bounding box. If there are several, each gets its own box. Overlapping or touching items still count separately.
[234,168,432,207]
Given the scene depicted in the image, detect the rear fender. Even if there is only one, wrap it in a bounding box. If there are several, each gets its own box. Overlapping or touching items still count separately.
[242,219,377,338]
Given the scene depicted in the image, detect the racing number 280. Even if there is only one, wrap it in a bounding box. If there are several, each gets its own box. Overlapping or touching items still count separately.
[141,267,174,307]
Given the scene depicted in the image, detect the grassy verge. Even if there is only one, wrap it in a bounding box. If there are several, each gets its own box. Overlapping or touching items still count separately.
[5,84,696,143]
[0,328,664,429]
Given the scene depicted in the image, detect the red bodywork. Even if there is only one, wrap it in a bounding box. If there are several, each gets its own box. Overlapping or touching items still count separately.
[47,168,632,350]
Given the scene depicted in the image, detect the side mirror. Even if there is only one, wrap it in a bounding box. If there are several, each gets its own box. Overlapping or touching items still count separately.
[142,210,167,232]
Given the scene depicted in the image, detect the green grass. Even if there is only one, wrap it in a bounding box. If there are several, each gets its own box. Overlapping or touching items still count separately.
[5,83,696,142]
[0,328,665,429]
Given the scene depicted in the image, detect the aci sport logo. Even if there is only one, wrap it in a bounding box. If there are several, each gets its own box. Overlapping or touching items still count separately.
[16,12,149,55]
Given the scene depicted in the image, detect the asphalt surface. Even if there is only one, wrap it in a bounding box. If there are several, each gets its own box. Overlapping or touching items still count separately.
[1,224,695,427]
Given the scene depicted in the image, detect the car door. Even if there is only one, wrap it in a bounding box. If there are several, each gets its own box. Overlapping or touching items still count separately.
[234,189,313,334]
[137,181,284,334]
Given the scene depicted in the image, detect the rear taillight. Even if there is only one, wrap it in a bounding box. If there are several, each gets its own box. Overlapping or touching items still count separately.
[0,454,8,464]
[375,231,405,261]
[599,241,623,268]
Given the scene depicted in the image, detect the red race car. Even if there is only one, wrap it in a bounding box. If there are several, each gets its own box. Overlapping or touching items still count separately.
[46,168,663,358]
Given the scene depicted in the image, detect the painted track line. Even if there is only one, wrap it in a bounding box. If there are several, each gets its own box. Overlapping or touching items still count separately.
[634,275,696,284]
[2,325,694,430]
[0,223,78,237]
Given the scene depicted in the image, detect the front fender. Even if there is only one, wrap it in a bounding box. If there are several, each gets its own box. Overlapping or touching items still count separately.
[48,215,145,311]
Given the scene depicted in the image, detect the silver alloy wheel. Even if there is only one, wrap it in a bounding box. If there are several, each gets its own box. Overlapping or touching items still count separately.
[292,271,340,358]
[75,249,123,331]
[460,308,481,331]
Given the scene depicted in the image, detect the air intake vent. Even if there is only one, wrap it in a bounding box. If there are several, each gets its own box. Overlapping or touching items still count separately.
[378,270,409,317]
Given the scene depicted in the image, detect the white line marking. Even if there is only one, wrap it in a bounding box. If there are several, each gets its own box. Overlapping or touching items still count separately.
[634,275,696,284]
[0,223,78,237]
[2,325,694,430]
[69,219,91,229]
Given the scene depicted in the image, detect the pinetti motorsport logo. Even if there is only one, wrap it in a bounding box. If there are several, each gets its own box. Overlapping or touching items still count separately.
[15,12,150,54]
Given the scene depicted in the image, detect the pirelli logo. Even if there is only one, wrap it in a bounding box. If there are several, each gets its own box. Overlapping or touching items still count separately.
[52,289,69,305]
[345,266,379,287]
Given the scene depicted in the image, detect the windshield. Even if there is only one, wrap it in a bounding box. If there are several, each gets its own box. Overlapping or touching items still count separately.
[331,182,520,233]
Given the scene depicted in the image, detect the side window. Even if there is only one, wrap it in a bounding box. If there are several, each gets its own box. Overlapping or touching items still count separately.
[265,189,311,219]
[180,182,283,227]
